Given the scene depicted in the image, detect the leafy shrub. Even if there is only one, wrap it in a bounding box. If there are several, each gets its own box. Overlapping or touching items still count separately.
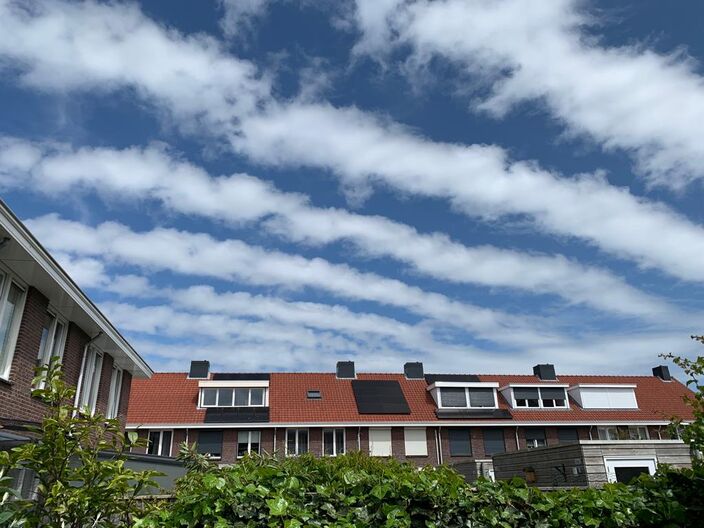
[136,446,703,528]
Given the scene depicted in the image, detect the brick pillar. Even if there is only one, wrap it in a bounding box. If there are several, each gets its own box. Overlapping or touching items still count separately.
[95,353,114,416]
[116,371,132,430]
[222,429,237,463]
[261,428,274,455]
[309,428,322,456]
[391,427,405,462]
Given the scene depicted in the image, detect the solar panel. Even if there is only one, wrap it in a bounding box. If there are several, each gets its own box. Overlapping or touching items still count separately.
[204,407,269,423]
[351,380,410,414]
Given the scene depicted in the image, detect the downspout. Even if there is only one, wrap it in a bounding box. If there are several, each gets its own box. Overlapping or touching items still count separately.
[515,427,520,450]
[657,426,662,440]
[434,427,442,465]
[588,426,594,440]
[357,427,361,451]
[273,427,277,454]
[73,331,103,409]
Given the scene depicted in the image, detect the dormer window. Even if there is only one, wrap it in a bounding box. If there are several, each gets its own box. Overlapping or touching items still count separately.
[568,384,638,409]
[437,386,497,409]
[501,385,569,409]
[199,382,268,408]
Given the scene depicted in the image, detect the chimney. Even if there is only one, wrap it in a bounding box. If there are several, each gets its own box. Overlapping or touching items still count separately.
[336,361,355,379]
[533,364,556,381]
[188,360,210,379]
[404,362,424,379]
[652,365,671,381]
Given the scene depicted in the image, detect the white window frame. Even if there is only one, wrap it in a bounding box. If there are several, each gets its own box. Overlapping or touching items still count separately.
[322,428,346,457]
[237,430,261,458]
[404,428,428,456]
[597,426,650,441]
[0,271,27,381]
[75,345,104,415]
[106,365,124,419]
[604,456,657,483]
[438,387,498,409]
[147,430,173,457]
[285,428,309,456]
[35,310,67,389]
[369,428,392,457]
[199,387,268,408]
[524,429,548,449]
[511,387,569,409]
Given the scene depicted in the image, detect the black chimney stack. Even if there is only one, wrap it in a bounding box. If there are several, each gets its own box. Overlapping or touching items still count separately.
[652,365,671,381]
[533,364,556,381]
[404,362,424,379]
[336,361,355,379]
[189,360,210,379]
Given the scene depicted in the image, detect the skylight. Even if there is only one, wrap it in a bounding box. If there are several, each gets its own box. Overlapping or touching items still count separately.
[307,390,322,399]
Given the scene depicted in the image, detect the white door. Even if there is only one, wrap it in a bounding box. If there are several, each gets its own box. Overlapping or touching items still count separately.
[604,457,656,483]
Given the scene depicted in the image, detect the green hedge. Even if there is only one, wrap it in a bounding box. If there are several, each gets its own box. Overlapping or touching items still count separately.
[135,451,702,528]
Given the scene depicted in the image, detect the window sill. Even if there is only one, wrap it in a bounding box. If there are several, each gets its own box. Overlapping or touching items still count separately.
[0,376,12,386]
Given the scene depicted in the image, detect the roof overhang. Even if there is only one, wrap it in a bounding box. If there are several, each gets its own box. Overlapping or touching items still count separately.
[0,201,152,378]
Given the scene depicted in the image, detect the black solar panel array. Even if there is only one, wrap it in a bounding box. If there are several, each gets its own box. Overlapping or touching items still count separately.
[204,407,270,423]
[351,380,411,414]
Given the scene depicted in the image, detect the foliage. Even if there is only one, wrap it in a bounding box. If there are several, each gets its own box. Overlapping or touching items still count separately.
[134,448,704,528]
[662,335,704,458]
[0,358,160,528]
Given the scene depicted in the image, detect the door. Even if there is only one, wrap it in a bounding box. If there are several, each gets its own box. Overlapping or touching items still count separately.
[604,457,656,483]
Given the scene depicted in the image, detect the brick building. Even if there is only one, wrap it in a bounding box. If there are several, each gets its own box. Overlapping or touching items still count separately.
[127,359,694,480]
[0,200,152,447]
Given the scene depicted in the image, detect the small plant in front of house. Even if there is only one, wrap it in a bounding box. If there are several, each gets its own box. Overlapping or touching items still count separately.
[0,358,160,528]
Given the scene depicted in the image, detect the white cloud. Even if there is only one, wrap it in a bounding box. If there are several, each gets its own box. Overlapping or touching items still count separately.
[1,1,703,286]
[219,0,271,38]
[1,137,675,319]
[238,102,704,282]
[354,0,704,189]
[25,214,561,348]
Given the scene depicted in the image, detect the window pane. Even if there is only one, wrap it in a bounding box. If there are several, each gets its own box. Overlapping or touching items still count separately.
[198,430,223,458]
[323,429,334,455]
[449,429,472,456]
[468,388,495,407]
[161,431,172,456]
[250,430,261,454]
[234,388,249,406]
[250,388,264,405]
[335,429,345,454]
[483,429,505,455]
[202,388,217,406]
[525,428,546,448]
[299,430,308,454]
[37,313,54,363]
[540,388,566,400]
[513,388,540,400]
[557,428,579,444]
[217,388,233,407]
[440,388,467,407]
[51,321,65,359]
[148,432,160,455]
[287,429,297,454]
[0,284,23,376]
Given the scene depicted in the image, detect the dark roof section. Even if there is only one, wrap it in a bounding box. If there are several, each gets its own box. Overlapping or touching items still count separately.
[211,373,271,381]
[436,408,512,420]
[204,407,270,423]
[351,380,411,414]
[425,374,480,384]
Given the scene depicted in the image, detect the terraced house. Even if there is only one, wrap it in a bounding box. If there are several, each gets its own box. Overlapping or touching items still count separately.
[127,359,694,481]
[0,201,153,494]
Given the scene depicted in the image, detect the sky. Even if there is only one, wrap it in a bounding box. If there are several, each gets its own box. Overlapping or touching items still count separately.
[0,0,703,375]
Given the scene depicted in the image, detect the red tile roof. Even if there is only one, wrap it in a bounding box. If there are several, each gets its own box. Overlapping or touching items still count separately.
[126,371,694,425]
[126,373,205,424]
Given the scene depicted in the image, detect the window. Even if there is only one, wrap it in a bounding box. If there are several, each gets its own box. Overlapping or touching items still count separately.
[513,387,567,408]
[524,428,547,449]
[198,430,223,459]
[569,386,638,409]
[200,387,267,407]
[0,278,26,380]
[557,428,579,444]
[76,346,103,414]
[106,366,123,419]
[307,390,322,399]
[483,429,505,456]
[237,430,261,458]
[404,428,427,456]
[35,311,66,388]
[323,428,345,456]
[597,426,649,441]
[448,428,472,456]
[286,429,308,456]
[439,387,497,409]
[369,428,392,457]
[147,430,173,457]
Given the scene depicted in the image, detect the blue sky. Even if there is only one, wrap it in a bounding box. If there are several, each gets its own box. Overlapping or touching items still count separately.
[0,0,703,375]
